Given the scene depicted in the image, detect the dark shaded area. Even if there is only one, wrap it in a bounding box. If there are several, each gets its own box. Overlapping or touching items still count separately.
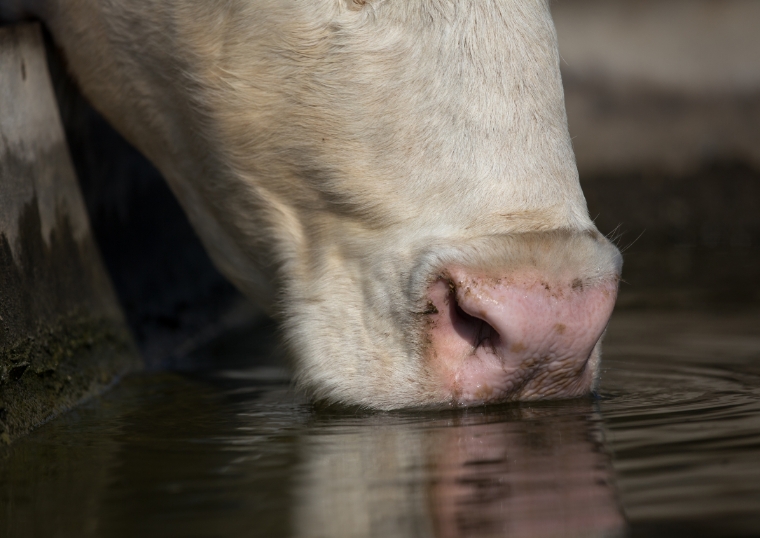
[174,317,284,374]
[41,31,247,367]
[629,518,760,538]
[583,161,760,306]
[586,161,760,251]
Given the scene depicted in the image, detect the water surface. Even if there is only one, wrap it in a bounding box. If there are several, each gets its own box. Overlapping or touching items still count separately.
[2,309,760,537]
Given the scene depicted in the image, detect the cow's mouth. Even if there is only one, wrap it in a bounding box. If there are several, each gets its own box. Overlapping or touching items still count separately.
[422,267,617,406]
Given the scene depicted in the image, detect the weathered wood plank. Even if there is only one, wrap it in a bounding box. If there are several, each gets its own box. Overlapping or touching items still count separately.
[0,23,141,443]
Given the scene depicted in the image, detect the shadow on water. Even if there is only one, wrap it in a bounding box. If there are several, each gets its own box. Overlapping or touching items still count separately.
[3,310,760,537]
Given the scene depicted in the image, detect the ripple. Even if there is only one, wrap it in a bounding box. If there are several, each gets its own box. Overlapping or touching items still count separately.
[2,310,760,537]
[598,311,760,531]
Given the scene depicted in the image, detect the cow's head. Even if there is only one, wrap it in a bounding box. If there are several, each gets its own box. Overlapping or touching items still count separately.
[38,0,622,408]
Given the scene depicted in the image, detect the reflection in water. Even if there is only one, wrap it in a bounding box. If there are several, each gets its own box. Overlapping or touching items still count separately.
[294,405,624,538]
[3,310,760,537]
[0,371,625,538]
[428,411,623,538]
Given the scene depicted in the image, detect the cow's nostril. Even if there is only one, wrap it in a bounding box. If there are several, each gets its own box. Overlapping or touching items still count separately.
[451,289,500,353]
[425,267,619,405]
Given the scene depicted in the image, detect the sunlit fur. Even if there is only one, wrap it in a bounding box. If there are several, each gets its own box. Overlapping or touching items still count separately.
[4,0,621,408]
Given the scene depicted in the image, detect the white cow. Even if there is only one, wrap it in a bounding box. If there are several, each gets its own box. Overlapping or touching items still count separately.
[1,0,621,409]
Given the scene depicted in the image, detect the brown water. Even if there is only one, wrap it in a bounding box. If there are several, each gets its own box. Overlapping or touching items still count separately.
[2,309,760,538]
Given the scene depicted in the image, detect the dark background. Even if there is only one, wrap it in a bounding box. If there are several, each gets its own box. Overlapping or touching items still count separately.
[555,0,760,307]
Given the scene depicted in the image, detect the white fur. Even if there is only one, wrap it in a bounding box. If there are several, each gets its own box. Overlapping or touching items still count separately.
[10,0,621,408]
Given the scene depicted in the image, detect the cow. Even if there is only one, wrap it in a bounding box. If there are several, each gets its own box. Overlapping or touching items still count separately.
[1,0,622,410]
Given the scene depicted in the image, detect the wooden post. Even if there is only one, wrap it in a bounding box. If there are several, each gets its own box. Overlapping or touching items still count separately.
[0,23,141,443]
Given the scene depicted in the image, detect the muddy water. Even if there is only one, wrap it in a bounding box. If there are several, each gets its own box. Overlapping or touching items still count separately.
[2,310,760,538]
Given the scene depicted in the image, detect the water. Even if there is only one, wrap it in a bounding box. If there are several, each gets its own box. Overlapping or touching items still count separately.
[2,309,760,538]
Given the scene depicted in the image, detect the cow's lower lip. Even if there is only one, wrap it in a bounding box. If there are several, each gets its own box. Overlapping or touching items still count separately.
[445,346,599,406]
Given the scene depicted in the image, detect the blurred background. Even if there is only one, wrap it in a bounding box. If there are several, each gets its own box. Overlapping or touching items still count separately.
[554,0,760,308]
[48,0,760,367]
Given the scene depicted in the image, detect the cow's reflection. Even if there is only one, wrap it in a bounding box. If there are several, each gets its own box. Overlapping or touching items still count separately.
[294,404,625,538]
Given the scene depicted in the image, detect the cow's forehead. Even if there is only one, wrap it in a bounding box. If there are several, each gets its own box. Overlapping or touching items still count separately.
[331,4,584,231]
[181,0,588,236]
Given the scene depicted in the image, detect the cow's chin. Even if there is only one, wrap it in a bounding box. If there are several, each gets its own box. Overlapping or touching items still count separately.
[446,344,601,406]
